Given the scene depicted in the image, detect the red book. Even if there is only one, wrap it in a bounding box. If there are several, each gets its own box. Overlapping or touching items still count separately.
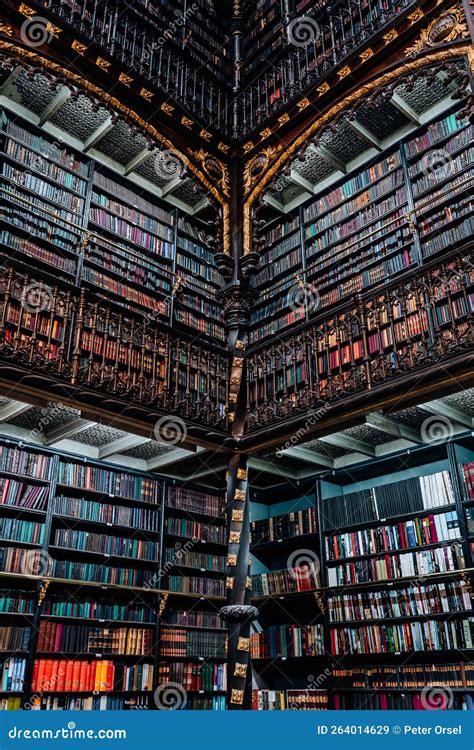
[79,661,88,692]
[56,661,66,692]
[31,660,39,691]
[43,659,54,691]
[105,661,115,692]
[85,662,92,692]
[64,660,74,692]
[72,660,81,692]
[429,515,438,543]
[54,623,63,652]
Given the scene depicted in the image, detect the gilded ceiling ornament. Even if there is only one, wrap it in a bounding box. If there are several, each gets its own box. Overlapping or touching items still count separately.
[0,24,13,36]
[277,113,290,126]
[359,48,374,61]
[118,72,133,86]
[181,116,193,127]
[243,144,283,193]
[95,56,111,71]
[160,102,174,114]
[404,6,469,56]
[188,149,230,197]
[383,29,398,43]
[317,82,330,96]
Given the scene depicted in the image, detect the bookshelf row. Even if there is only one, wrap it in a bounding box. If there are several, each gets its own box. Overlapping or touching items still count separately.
[0,109,225,344]
[249,438,474,709]
[250,109,473,345]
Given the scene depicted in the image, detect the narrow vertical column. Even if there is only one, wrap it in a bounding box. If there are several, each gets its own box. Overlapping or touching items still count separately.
[220,455,258,709]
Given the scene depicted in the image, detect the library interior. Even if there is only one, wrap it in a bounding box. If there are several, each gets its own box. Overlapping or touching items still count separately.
[0,0,472,712]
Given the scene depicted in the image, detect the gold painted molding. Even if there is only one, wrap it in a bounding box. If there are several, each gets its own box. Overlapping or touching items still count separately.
[242,46,472,254]
[0,42,231,254]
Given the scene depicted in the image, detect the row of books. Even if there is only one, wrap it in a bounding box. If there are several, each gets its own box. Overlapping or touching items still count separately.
[0,627,30,652]
[252,690,329,711]
[325,511,460,560]
[42,598,157,623]
[37,622,154,656]
[3,140,87,195]
[0,697,21,710]
[52,560,147,588]
[164,610,224,629]
[32,659,154,693]
[160,628,226,659]
[463,462,474,500]
[1,208,78,257]
[91,191,173,242]
[53,496,160,532]
[52,528,158,562]
[173,309,225,341]
[0,446,52,480]
[252,565,320,597]
[157,661,226,692]
[405,114,468,158]
[167,488,224,517]
[250,624,324,659]
[412,148,472,196]
[0,657,25,692]
[321,471,454,531]
[251,506,318,545]
[327,580,472,623]
[82,268,168,317]
[86,242,172,293]
[167,576,225,597]
[334,692,473,710]
[0,590,34,615]
[90,208,173,257]
[333,663,474,689]
[0,517,44,545]
[329,619,473,655]
[422,215,473,257]
[93,171,174,226]
[326,544,464,586]
[29,695,151,710]
[3,120,89,177]
[0,228,76,278]
[164,548,226,572]
[57,462,160,504]
[165,517,227,545]
[2,164,84,215]
[0,479,48,511]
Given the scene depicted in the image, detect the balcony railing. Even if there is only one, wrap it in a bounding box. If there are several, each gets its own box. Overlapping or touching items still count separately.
[9,0,421,138]
[246,250,474,429]
[0,267,231,431]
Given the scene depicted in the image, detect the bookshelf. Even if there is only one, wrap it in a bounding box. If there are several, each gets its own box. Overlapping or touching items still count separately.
[249,110,473,347]
[0,108,225,346]
[0,435,231,711]
[248,440,474,710]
